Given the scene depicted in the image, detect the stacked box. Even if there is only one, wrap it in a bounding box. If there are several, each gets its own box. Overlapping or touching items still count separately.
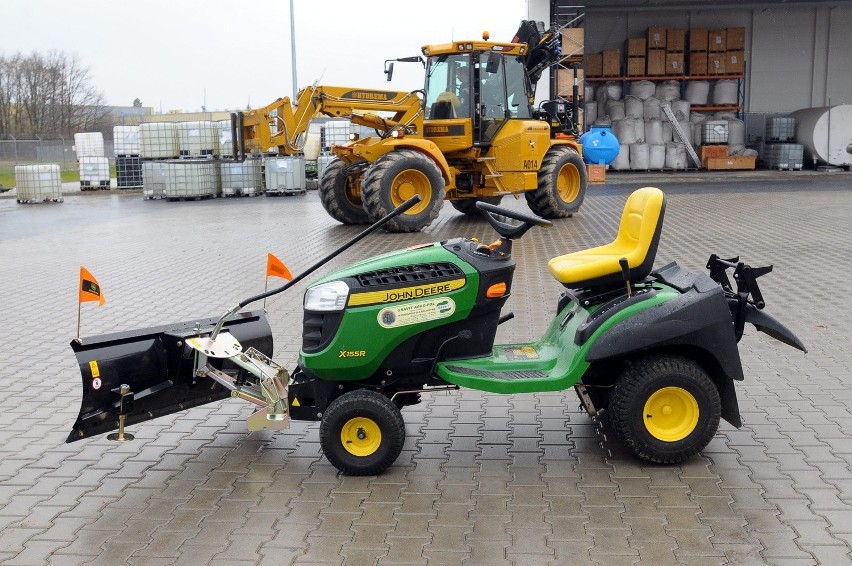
[79,157,110,190]
[561,28,584,57]
[667,29,686,52]
[626,38,646,76]
[647,27,666,49]
[726,27,745,50]
[689,52,708,75]
[706,155,755,170]
[699,145,728,168]
[689,29,708,52]
[586,52,603,77]
[726,50,744,74]
[762,143,803,170]
[666,53,684,75]
[602,50,621,76]
[708,30,727,52]
[766,117,796,141]
[708,53,727,75]
[557,68,584,96]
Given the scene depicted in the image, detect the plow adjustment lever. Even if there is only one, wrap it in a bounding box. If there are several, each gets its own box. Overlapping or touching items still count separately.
[107,384,135,442]
[707,254,773,342]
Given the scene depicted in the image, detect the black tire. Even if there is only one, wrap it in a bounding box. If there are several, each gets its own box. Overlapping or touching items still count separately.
[318,158,370,225]
[609,355,721,464]
[526,146,587,218]
[362,149,445,232]
[319,390,405,476]
[450,196,503,215]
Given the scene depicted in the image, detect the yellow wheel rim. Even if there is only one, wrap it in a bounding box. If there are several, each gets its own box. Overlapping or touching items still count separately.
[340,417,382,457]
[345,178,362,206]
[643,387,699,442]
[556,161,580,204]
[390,169,431,215]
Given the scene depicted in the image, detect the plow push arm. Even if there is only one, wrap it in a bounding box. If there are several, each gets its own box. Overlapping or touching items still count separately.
[237,85,426,156]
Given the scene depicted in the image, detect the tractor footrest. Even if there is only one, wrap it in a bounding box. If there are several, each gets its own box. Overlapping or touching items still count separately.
[443,366,547,380]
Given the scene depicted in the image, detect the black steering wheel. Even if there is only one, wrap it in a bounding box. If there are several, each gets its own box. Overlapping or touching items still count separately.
[475,201,552,240]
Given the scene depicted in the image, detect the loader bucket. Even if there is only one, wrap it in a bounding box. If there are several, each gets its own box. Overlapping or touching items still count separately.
[67,310,273,443]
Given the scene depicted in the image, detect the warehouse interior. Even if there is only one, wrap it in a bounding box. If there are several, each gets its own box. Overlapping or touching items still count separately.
[542,0,852,171]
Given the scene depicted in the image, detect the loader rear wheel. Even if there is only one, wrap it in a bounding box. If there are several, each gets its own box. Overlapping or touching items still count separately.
[319,390,405,476]
[362,149,445,232]
[450,196,503,215]
[319,158,370,225]
[609,355,721,464]
[526,147,586,218]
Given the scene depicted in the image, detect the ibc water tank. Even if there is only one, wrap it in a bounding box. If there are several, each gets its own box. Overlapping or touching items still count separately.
[74,132,105,158]
[139,123,179,159]
[317,154,335,181]
[177,121,219,157]
[15,164,63,203]
[113,126,140,156]
[142,161,167,199]
[162,162,218,199]
[579,126,620,165]
[265,156,306,195]
[79,157,111,189]
[304,123,322,161]
[220,159,262,197]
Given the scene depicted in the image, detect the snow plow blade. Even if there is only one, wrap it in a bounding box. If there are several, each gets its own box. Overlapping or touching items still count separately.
[67,310,273,443]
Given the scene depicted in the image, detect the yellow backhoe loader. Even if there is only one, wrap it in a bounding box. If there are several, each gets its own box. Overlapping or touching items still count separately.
[235,21,586,232]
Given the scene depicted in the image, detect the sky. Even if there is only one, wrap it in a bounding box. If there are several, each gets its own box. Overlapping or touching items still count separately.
[3,0,531,113]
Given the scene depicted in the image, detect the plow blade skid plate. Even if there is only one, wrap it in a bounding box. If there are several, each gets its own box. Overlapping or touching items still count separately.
[67,310,273,443]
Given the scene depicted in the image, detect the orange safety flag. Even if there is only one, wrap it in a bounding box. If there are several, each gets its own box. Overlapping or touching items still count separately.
[79,266,105,306]
[266,253,293,281]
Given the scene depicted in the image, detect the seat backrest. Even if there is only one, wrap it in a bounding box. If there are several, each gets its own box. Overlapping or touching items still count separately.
[430,100,455,120]
[616,186,666,281]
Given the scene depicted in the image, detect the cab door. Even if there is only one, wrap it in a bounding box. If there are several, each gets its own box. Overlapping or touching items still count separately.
[477,52,508,146]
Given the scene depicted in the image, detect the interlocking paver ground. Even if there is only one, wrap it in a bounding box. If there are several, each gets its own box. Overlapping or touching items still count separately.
[2,170,851,564]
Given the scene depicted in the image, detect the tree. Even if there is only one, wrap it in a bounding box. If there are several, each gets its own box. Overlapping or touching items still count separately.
[133,98,142,107]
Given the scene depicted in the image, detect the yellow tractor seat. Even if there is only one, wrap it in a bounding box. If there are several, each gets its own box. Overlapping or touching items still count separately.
[547,187,666,290]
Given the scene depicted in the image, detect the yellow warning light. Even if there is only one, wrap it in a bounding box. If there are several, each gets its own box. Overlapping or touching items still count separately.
[482,30,490,40]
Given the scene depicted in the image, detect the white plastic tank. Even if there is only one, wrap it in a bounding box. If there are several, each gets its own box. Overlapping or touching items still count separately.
[142,161,167,199]
[79,157,110,189]
[304,123,322,161]
[766,117,796,141]
[323,120,351,150]
[220,159,262,197]
[139,123,179,159]
[317,154,335,181]
[702,121,729,145]
[649,144,666,169]
[790,105,852,166]
[629,142,650,170]
[177,121,219,157]
[15,164,62,203]
[162,162,218,199]
[113,126,140,156]
[74,132,105,158]
[265,156,306,195]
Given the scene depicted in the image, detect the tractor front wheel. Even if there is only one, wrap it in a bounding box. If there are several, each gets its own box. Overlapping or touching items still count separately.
[318,158,370,224]
[450,196,503,216]
[319,390,405,476]
[609,355,721,464]
[362,149,445,232]
[526,147,586,218]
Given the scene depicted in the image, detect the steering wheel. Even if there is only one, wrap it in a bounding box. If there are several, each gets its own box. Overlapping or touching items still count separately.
[475,201,552,240]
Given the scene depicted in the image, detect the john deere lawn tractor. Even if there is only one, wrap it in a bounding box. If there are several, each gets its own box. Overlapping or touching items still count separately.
[232,21,584,232]
[68,187,806,475]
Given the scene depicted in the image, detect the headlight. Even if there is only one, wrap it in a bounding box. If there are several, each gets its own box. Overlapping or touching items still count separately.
[304,281,349,311]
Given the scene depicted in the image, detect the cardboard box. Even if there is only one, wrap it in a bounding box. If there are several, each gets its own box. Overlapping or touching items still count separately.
[626,37,646,57]
[586,52,603,76]
[708,53,727,74]
[726,50,744,74]
[602,50,621,76]
[648,27,666,49]
[627,57,646,76]
[557,67,585,96]
[667,29,686,51]
[699,145,729,168]
[561,27,584,56]
[689,28,708,52]
[666,52,684,75]
[709,30,727,52]
[705,155,756,170]
[647,49,666,75]
[689,52,708,75]
[587,164,606,183]
[726,27,745,50]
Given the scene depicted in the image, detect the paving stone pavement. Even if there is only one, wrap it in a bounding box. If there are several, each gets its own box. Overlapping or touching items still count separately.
[1,173,851,565]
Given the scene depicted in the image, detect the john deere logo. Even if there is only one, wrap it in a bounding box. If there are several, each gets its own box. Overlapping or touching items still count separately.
[82,280,100,296]
[436,300,453,314]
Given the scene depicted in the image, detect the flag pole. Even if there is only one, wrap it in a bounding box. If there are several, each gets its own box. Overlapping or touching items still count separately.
[263,277,269,313]
[76,301,82,344]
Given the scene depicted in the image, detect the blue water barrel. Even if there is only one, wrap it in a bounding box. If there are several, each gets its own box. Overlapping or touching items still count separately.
[579,126,620,165]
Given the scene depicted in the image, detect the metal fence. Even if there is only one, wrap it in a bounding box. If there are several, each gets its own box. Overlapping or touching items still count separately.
[0,136,115,169]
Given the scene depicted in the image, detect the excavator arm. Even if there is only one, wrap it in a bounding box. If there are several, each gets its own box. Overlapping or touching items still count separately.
[239,85,425,156]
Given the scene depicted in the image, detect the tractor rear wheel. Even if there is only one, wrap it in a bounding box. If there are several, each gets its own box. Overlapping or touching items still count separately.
[526,146,586,218]
[319,390,405,476]
[319,158,370,225]
[609,355,721,464]
[362,149,445,232]
[450,196,503,215]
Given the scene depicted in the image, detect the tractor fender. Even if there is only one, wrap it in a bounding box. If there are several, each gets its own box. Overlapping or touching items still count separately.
[586,282,745,428]
[548,138,583,157]
[352,139,452,185]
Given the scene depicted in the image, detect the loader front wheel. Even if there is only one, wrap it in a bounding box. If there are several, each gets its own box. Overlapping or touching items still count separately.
[319,390,405,476]
[609,355,721,464]
[526,147,586,218]
[362,149,445,232]
[450,196,503,216]
[319,158,370,224]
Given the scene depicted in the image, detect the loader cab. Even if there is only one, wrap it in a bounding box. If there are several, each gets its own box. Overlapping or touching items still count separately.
[423,48,532,152]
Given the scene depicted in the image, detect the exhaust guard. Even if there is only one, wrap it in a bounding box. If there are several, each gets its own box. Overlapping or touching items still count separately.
[67,310,273,443]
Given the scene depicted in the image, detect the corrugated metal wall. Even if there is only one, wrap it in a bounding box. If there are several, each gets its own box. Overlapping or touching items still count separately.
[581,3,851,112]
